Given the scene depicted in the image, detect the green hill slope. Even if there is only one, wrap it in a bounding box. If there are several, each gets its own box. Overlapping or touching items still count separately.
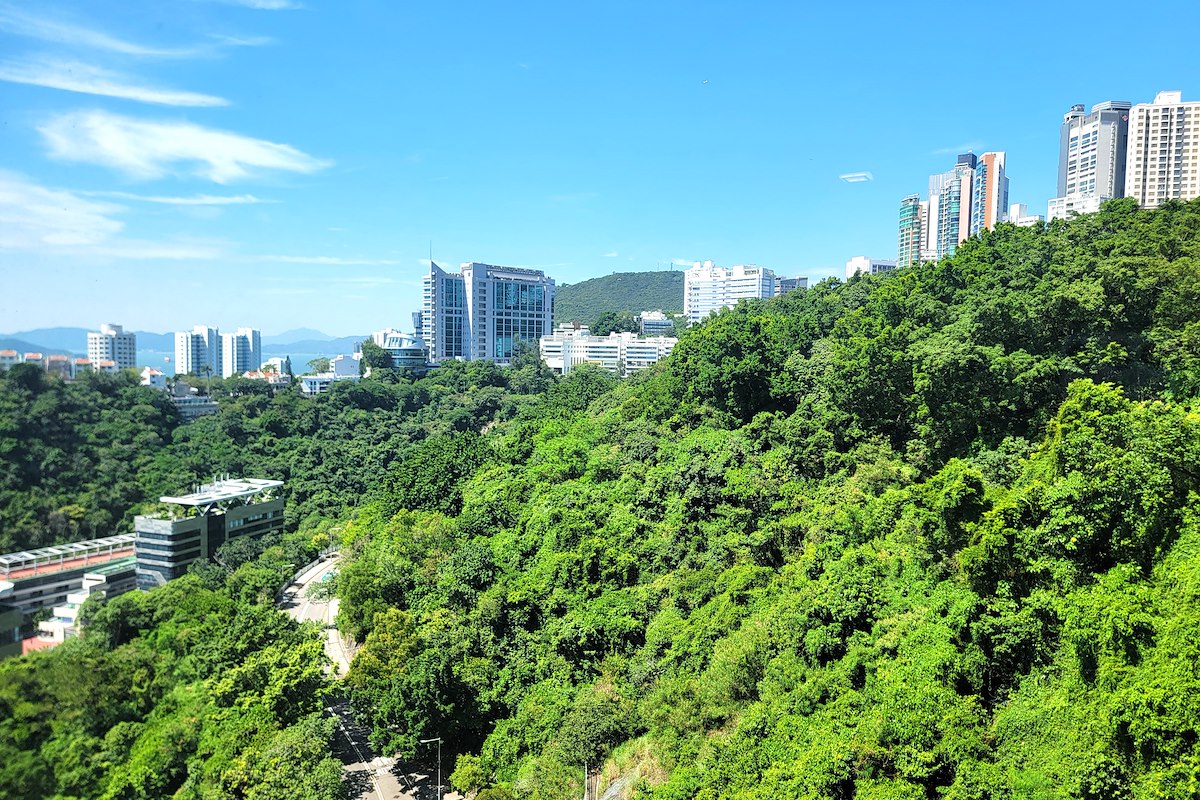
[554,270,684,323]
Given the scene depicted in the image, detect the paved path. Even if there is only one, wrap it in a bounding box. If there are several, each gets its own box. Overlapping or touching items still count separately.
[279,558,416,800]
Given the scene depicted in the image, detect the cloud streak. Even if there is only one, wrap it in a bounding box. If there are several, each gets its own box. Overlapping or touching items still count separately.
[39,110,332,183]
[91,191,273,205]
[0,171,221,259]
[932,141,983,155]
[0,58,228,106]
[255,255,403,265]
[0,4,221,58]
[208,0,302,9]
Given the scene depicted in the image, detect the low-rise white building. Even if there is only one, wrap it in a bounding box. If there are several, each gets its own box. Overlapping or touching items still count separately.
[540,325,676,376]
[370,329,429,369]
[845,256,898,279]
[140,367,167,389]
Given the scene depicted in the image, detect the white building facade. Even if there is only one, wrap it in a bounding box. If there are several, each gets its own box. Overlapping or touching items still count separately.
[87,324,136,371]
[421,262,555,363]
[1125,91,1200,209]
[1048,100,1132,221]
[220,328,262,378]
[175,325,221,377]
[845,256,897,279]
[683,261,776,326]
[370,328,428,369]
[539,325,676,376]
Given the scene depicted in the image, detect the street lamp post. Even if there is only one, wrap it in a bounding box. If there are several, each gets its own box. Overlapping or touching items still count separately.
[419,736,442,800]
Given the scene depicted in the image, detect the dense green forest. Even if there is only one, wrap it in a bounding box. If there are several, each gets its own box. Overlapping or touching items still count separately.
[554,271,684,324]
[5,198,1200,798]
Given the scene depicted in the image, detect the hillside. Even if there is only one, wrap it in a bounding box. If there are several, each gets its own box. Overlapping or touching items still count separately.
[7,199,1200,799]
[554,270,684,323]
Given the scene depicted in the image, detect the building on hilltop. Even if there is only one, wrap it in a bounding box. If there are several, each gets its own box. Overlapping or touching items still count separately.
[135,478,284,589]
[175,325,221,377]
[87,323,136,371]
[1125,91,1200,209]
[683,261,776,326]
[1048,100,1131,221]
[1008,203,1044,227]
[37,557,137,644]
[775,276,808,295]
[971,151,1010,234]
[0,534,137,628]
[898,193,925,267]
[421,262,555,363]
[639,311,676,337]
[845,256,897,279]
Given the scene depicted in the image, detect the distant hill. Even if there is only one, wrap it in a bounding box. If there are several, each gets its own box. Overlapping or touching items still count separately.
[0,327,174,353]
[262,336,369,355]
[0,338,76,357]
[554,270,684,324]
[263,328,332,346]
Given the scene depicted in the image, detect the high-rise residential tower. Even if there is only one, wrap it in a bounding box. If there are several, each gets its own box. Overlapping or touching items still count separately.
[421,262,554,362]
[87,323,136,371]
[971,151,1009,234]
[1124,91,1200,209]
[929,153,977,260]
[898,194,924,267]
[220,328,262,377]
[683,261,776,326]
[1048,100,1132,220]
[174,325,221,377]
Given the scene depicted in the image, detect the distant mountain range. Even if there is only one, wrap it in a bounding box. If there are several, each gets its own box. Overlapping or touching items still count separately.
[0,327,367,357]
[554,270,684,324]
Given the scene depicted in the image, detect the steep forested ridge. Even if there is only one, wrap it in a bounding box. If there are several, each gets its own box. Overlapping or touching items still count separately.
[5,199,1200,798]
[554,271,684,324]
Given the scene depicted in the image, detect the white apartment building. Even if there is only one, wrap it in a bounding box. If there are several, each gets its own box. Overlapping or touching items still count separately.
[845,256,897,279]
[1125,91,1200,209]
[220,328,262,378]
[1048,100,1131,221]
[175,325,221,377]
[539,325,676,376]
[421,262,554,363]
[87,323,136,371]
[140,367,167,389]
[683,261,776,326]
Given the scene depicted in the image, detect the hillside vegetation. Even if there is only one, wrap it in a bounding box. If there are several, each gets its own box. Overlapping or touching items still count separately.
[5,198,1200,799]
[554,270,684,324]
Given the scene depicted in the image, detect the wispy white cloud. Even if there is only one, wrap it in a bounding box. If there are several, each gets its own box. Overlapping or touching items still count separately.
[207,0,302,9]
[0,4,225,58]
[603,250,620,258]
[0,171,221,259]
[255,255,402,266]
[0,58,228,106]
[932,141,983,156]
[39,110,331,183]
[0,170,123,247]
[89,190,273,205]
[671,258,693,267]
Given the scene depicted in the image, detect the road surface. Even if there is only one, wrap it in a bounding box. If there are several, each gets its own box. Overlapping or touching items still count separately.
[279,558,419,800]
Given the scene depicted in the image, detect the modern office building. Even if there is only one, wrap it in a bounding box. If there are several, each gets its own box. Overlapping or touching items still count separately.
[845,256,898,279]
[639,311,676,337]
[370,328,429,369]
[87,324,136,371]
[1125,91,1200,209]
[0,592,18,660]
[421,262,555,363]
[898,193,924,268]
[175,325,221,377]
[683,261,776,326]
[220,328,262,378]
[134,478,284,589]
[775,276,808,295]
[929,153,977,259]
[1047,100,1131,221]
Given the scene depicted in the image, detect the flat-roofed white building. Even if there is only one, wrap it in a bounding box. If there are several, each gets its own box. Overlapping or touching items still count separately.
[539,325,676,376]
[220,328,261,378]
[88,323,136,371]
[845,256,897,279]
[683,261,776,326]
[370,328,428,369]
[175,325,221,377]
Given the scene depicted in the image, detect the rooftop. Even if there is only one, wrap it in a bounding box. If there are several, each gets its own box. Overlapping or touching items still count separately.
[159,477,283,507]
[0,534,137,577]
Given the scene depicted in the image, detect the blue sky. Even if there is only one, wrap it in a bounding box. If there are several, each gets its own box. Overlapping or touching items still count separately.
[2,0,1199,337]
